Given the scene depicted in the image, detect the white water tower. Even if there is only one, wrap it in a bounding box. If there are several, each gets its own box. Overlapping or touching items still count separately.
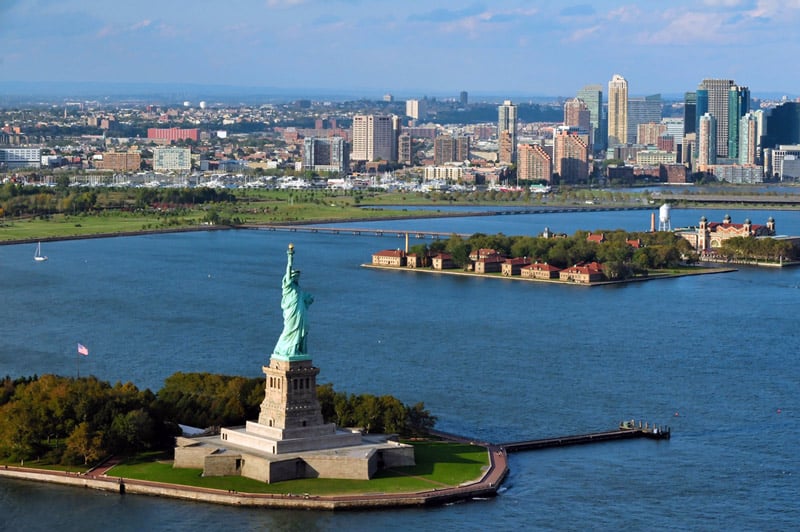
[658,203,671,231]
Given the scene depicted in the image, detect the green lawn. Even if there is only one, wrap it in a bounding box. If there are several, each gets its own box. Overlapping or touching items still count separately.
[107,442,489,495]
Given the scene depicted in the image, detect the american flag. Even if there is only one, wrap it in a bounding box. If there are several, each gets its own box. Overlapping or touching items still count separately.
[77,343,89,356]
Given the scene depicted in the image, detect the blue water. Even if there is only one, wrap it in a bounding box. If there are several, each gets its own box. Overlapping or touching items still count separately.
[2,207,799,531]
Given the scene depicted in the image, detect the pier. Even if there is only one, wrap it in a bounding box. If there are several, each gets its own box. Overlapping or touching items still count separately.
[500,423,670,453]
[430,420,670,454]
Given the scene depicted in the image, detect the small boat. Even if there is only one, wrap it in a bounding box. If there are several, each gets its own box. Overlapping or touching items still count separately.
[34,242,48,262]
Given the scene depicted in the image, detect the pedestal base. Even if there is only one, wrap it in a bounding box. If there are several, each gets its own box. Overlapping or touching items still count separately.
[221,422,363,454]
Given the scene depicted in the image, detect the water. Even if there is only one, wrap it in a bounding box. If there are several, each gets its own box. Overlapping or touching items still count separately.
[2,208,799,530]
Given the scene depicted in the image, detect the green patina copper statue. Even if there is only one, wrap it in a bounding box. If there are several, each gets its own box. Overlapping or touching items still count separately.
[273,244,314,360]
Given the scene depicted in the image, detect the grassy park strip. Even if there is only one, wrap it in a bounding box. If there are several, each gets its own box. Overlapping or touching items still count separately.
[103,441,489,496]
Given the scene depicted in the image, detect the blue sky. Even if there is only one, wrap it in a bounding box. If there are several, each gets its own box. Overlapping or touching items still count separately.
[2,0,799,99]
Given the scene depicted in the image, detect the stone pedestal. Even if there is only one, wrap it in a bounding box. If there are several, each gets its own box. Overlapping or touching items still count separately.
[220,356,362,455]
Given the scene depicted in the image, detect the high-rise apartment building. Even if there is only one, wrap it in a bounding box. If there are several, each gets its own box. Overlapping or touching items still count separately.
[398,133,412,166]
[728,85,750,160]
[459,91,469,107]
[302,136,348,174]
[607,74,628,148]
[564,98,591,137]
[405,99,426,121]
[698,113,717,167]
[696,79,735,158]
[498,100,518,163]
[517,143,552,183]
[627,95,662,144]
[739,112,758,165]
[577,85,605,152]
[554,127,589,183]
[351,115,395,162]
[637,123,667,146]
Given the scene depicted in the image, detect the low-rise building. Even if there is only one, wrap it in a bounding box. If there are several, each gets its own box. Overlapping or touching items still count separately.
[432,253,455,270]
[559,262,605,283]
[501,257,531,276]
[521,262,561,280]
[371,249,406,267]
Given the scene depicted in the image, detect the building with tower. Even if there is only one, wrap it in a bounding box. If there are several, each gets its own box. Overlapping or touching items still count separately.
[498,100,517,163]
[607,74,628,148]
[577,85,605,152]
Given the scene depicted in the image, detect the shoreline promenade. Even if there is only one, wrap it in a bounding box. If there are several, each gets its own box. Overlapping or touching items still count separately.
[0,440,509,510]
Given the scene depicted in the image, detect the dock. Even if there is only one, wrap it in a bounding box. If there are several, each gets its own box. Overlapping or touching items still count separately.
[431,420,670,454]
[500,423,670,453]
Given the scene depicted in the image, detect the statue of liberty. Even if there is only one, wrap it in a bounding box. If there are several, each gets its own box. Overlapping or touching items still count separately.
[273,244,314,360]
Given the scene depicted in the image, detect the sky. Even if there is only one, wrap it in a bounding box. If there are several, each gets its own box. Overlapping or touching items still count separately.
[2,0,800,99]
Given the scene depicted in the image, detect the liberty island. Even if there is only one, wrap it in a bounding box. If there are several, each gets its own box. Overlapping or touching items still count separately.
[174,244,415,483]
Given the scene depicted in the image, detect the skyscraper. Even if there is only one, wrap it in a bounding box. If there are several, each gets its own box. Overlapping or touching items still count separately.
[697,79,735,158]
[607,74,628,148]
[684,92,697,135]
[577,85,605,152]
[517,143,552,183]
[564,98,591,135]
[554,127,589,183]
[727,85,750,160]
[498,100,518,163]
[698,112,717,167]
[302,137,348,174]
[351,115,395,162]
[739,112,758,165]
[627,94,662,144]
[459,91,468,107]
[405,99,425,121]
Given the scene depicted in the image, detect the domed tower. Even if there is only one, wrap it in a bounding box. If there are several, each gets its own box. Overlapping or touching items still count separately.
[723,213,732,224]
[744,218,752,235]
[767,216,776,234]
[698,216,709,252]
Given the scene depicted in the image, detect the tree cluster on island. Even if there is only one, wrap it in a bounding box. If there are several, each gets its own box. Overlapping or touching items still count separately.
[411,230,700,280]
[0,373,435,467]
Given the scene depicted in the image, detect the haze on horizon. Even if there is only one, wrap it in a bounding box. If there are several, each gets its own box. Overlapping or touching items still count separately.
[2,0,800,100]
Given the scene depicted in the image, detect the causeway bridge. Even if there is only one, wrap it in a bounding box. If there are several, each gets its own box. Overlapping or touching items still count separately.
[246,224,468,239]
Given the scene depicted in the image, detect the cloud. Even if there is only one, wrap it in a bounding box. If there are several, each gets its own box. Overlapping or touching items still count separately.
[266,0,307,7]
[565,25,601,43]
[559,4,596,17]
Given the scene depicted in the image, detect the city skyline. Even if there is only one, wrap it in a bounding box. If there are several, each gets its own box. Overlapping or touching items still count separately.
[3,1,800,100]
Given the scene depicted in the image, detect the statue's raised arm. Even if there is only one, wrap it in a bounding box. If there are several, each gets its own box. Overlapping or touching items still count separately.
[273,244,313,361]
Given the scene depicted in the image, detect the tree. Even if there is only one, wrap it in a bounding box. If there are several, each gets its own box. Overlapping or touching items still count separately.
[64,421,103,465]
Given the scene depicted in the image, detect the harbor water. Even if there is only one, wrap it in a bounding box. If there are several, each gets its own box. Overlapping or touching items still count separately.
[1,207,798,530]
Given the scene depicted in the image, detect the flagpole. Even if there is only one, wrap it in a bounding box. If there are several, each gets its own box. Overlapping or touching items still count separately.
[76,347,80,379]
